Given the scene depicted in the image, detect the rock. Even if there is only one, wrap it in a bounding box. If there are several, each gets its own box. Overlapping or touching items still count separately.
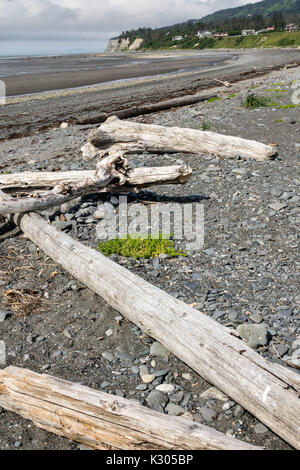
[285,349,300,368]
[270,187,283,197]
[93,206,106,220]
[165,403,185,416]
[269,343,289,357]
[102,351,114,362]
[146,390,169,412]
[0,310,13,322]
[60,122,68,129]
[254,423,268,434]
[236,323,269,349]
[150,341,169,358]
[141,374,156,384]
[232,168,251,178]
[182,373,191,381]
[268,202,287,211]
[100,381,111,389]
[155,384,174,393]
[200,387,229,402]
[222,400,235,411]
[249,312,263,324]
[233,405,245,418]
[199,406,217,421]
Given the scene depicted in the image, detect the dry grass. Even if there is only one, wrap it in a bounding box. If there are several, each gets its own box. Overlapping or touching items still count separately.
[3,288,44,317]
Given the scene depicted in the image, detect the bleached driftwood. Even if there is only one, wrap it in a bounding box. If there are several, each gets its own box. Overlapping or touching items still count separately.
[89,116,277,161]
[215,79,231,88]
[11,210,300,449]
[0,366,261,450]
[0,165,191,193]
[0,151,191,215]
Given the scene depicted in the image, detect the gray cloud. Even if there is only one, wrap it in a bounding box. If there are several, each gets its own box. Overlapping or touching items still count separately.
[0,0,260,41]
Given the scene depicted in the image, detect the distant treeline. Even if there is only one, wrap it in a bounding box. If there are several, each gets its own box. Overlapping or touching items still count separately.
[113,12,300,50]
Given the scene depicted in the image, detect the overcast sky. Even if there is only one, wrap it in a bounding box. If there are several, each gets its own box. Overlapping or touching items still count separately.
[0,0,260,55]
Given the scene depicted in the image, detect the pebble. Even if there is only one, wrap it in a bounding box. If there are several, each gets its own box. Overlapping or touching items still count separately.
[254,423,268,434]
[233,405,245,418]
[0,310,13,322]
[269,343,289,357]
[155,384,175,393]
[200,387,229,402]
[165,403,185,416]
[141,374,156,384]
[182,373,191,381]
[268,202,287,211]
[249,312,263,324]
[150,342,169,358]
[146,390,169,412]
[236,323,269,349]
[199,406,217,421]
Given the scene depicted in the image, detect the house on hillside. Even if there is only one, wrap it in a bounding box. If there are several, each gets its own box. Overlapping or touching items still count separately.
[266,26,275,31]
[172,35,183,41]
[213,32,228,39]
[285,24,298,32]
[242,29,256,36]
[195,30,212,38]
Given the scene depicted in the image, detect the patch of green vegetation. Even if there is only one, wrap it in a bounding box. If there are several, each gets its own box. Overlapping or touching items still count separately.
[270,82,285,87]
[201,121,214,130]
[0,170,11,174]
[266,89,288,92]
[227,93,237,98]
[206,97,221,103]
[274,119,283,123]
[243,94,276,109]
[277,104,300,109]
[97,234,186,259]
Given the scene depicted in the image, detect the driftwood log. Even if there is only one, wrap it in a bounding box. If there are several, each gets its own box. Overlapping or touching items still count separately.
[9,210,300,449]
[75,92,218,126]
[0,152,191,215]
[0,165,191,194]
[89,116,277,161]
[0,366,261,450]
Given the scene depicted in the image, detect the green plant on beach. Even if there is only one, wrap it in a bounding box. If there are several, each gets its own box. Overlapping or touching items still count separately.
[97,234,186,260]
[201,121,214,131]
[227,93,237,99]
[242,94,275,109]
[277,104,300,109]
[206,97,221,103]
[274,119,283,123]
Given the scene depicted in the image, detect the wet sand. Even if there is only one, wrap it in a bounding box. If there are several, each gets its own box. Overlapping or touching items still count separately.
[1,52,233,96]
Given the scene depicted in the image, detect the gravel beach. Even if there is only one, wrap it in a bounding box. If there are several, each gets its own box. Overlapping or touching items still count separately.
[0,50,299,450]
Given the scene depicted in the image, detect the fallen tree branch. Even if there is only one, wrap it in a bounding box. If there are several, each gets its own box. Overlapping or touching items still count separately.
[214,79,231,88]
[10,210,300,449]
[0,165,191,193]
[76,92,218,126]
[0,366,261,450]
[89,116,277,161]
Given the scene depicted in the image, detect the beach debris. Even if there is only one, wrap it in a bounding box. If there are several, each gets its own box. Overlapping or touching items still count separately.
[89,116,277,161]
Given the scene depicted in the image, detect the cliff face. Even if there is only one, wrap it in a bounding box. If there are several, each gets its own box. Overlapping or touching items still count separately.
[106,38,143,52]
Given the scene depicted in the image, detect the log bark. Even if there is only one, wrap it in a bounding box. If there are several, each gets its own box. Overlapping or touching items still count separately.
[0,366,260,450]
[11,211,300,449]
[76,92,218,126]
[89,116,277,161]
[0,165,191,193]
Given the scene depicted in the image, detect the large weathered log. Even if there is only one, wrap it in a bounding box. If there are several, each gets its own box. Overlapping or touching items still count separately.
[0,366,260,450]
[89,116,277,161]
[76,92,218,126]
[0,165,191,193]
[11,211,300,449]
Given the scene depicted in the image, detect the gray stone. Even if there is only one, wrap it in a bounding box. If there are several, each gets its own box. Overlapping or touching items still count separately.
[165,403,185,416]
[249,312,263,324]
[200,387,228,402]
[236,323,269,349]
[0,310,13,322]
[150,342,169,358]
[268,202,287,211]
[233,405,245,418]
[155,384,174,393]
[269,343,289,357]
[146,390,169,412]
[270,187,283,197]
[254,423,268,434]
[102,351,114,362]
[199,406,217,421]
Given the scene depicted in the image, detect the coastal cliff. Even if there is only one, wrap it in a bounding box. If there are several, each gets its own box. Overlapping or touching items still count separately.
[106,38,143,52]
